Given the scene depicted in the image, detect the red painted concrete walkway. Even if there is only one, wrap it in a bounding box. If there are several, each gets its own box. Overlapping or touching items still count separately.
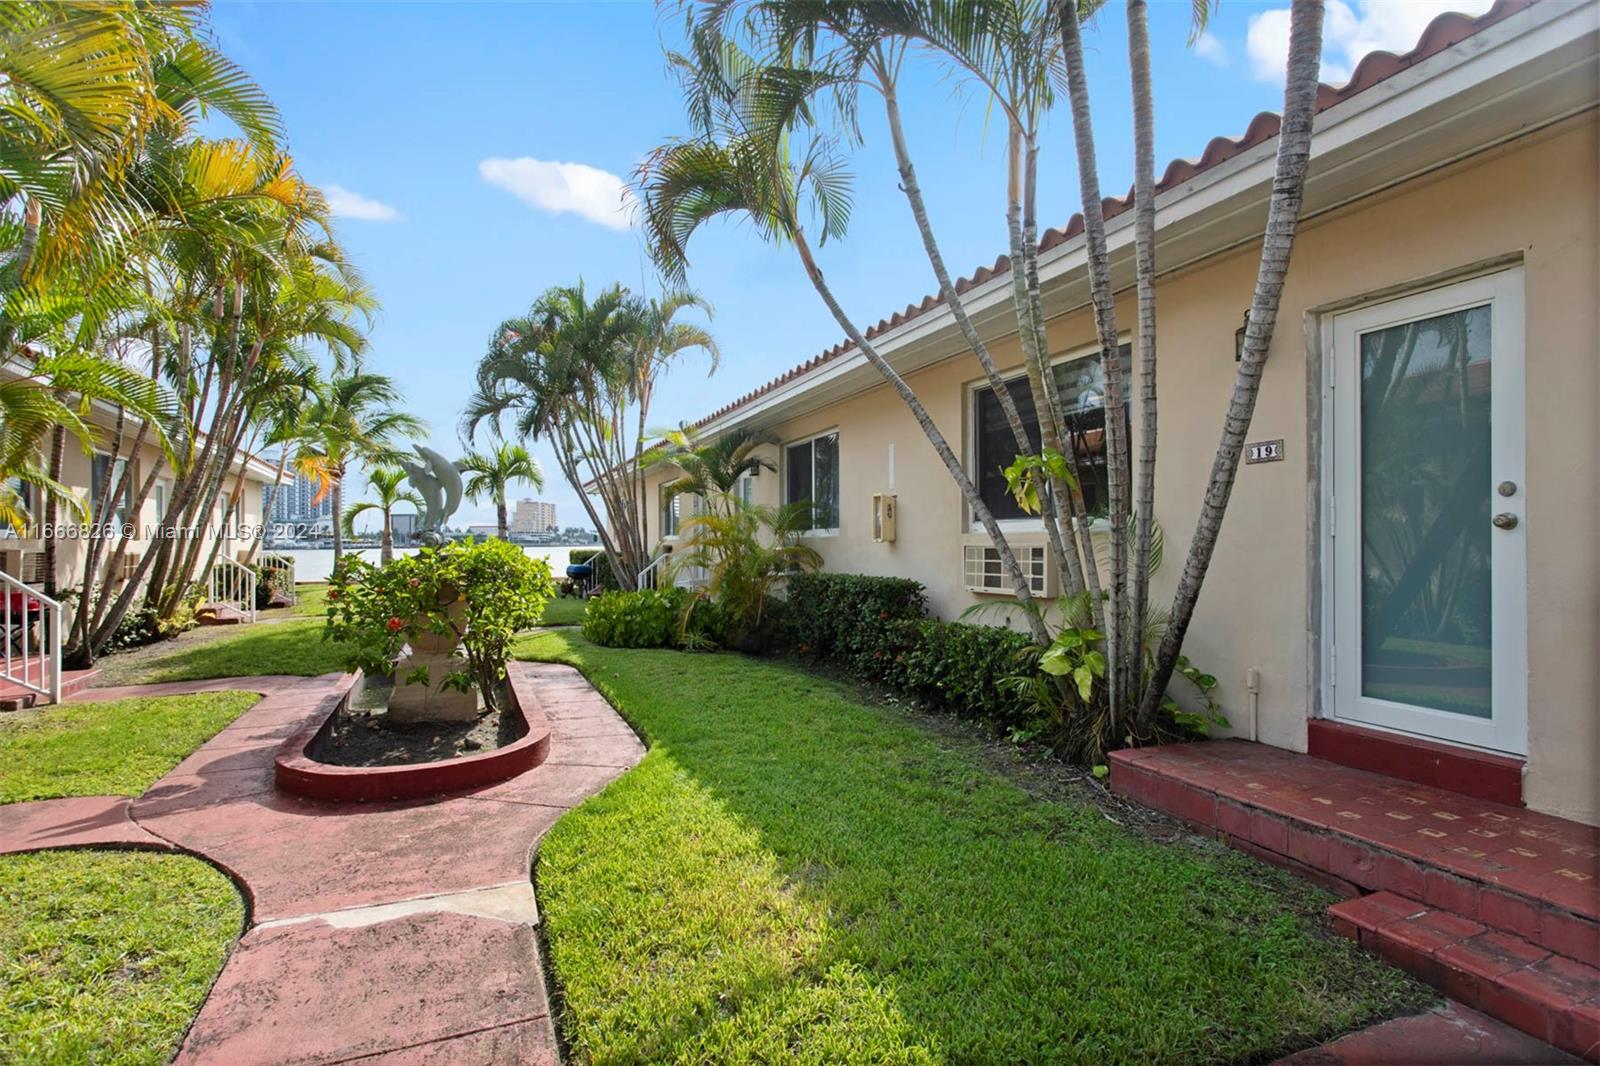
[0,664,644,1065]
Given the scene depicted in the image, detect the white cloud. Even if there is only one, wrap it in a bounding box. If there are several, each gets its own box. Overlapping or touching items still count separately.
[1193,30,1228,67]
[324,184,401,222]
[478,156,635,231]
[1247,0,1495,85]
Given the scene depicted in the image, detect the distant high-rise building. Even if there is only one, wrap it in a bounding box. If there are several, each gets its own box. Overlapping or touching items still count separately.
[511,499,557,533]
[268,459,334,525]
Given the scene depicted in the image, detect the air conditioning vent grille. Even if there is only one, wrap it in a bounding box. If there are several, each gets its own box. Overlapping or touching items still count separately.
[963,544,1046,596]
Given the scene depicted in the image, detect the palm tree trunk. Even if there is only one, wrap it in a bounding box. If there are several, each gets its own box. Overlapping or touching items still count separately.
[1139,0,1325,724]
[789,226,1053,645]
[876,59,1087,608]
[331,478,344,563]
[1058,0,1134,715]
[1127,0,1159,697]
[497,493,508,539]
[1012,128,1105,621]
[66,406,126,667]
[41,425,65,597]
[381,509,393,565]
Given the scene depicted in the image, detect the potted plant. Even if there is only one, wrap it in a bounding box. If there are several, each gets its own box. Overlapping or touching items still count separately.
[324,538,555,722]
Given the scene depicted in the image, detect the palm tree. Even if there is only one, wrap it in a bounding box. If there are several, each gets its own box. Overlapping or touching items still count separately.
[1126,0,1162,708]
[658,425,776,518]
[296,370,425,564]
[464,281,715,589]
[342,466,422,565]
[1138,0,1326,723]
[672,499,822,644]
[638,28,1055,643]
[458,441,544,539]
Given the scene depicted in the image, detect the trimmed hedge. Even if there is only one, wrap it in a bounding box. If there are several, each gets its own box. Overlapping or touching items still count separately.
[785,573,1033,732]
[784,572,925,665]
[581,587,720,649]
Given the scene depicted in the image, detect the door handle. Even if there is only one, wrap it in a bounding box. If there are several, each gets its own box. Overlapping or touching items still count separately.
[1492,512,1519,530]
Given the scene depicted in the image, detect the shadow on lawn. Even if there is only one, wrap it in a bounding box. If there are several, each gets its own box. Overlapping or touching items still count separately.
[93,621,349,686]
[518,630,1432,1065]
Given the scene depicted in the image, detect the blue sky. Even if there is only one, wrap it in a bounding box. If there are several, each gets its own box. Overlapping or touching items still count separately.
[210,0,1485,530]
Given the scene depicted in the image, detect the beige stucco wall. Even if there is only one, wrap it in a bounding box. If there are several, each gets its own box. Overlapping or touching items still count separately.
[643,114,1599,824]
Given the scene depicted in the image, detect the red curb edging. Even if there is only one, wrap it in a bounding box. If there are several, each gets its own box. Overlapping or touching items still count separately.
[274,662,552,804]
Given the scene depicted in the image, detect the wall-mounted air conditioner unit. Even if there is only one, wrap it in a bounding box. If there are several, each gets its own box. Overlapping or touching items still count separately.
[962,543,1051,597]
[113,551,142,583]
[872,493,896,543]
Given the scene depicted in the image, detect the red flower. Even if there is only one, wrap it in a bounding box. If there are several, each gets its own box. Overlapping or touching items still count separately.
[386,616,404,632]
[327,589,339,601]
[878,610,889,620]
[408,578,420,588]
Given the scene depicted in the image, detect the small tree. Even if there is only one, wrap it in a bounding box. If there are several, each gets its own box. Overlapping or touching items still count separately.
[672,498,822,648]
[295,369,426,563]
[341,466,422,565]
[458,441,543,539]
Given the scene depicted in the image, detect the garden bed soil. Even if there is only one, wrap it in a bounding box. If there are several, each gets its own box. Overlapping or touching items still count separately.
[310,677,525,767]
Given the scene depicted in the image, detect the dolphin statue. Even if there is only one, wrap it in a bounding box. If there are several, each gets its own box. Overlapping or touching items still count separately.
[396,451,443,533]
[416,445,463,528]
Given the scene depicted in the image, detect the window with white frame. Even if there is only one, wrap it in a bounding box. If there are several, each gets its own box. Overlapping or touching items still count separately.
[734,471,755,508]
[972,346,1131,522]
[785,430,839,532]
[90,453,133,530]
[660,483,680,538]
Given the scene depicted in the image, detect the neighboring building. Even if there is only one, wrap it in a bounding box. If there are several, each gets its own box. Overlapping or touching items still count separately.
[633,4,1599,826]
[511,499,557,533]
[0,390,291,601]
[390,511,418,542]
[269,464,334,526]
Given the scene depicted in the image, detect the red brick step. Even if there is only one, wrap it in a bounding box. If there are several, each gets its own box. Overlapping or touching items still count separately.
[1330,891,1600,1061]
[1109,742,1600,966]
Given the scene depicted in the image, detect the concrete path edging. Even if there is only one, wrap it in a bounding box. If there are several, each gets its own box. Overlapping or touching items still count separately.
[0,663,644,1065]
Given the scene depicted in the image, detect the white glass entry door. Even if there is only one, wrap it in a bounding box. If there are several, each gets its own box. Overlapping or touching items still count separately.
[1328,270,1526,754]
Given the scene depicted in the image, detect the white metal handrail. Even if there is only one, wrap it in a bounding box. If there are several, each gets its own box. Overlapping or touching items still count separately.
[2,569,60,704]
[636,551,669,591]
[258,551,297,606]
[208,557,258,623]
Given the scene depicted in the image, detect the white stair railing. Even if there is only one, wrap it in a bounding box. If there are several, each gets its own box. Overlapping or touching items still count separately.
[258,551,297,606]
[636,551,669,591]
[208,557,258,623]
[2,570,60,704]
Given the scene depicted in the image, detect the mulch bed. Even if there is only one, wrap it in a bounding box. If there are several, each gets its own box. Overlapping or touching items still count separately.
[310,678,524,767]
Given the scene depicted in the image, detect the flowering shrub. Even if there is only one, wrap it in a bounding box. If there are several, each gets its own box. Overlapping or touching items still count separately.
[324,538,555,709]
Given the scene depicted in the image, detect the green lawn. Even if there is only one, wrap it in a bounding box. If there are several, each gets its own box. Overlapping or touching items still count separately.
[93,619,348,686]
[519,630,1429,1064]
[285,582,328,617]
[0,692,259,804]
[0,851,242,1066]
[538,595,589,627]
